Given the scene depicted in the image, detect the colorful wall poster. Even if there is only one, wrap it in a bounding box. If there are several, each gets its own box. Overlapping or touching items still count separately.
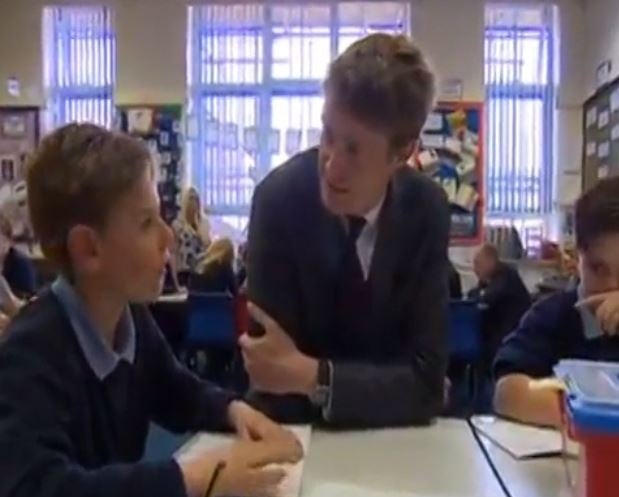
[412,101,484,245]
[117,105,184,224]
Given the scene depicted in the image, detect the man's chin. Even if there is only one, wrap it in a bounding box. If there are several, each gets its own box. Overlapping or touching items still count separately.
[320,187,352,216]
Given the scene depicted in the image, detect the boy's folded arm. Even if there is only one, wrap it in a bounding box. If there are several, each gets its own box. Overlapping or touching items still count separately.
[494,373,564,428]
[144,309,237,433]
[0,350,187,497]
[1,443,187,497]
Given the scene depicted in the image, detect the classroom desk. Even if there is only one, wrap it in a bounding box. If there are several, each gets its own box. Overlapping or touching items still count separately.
[486,440,574,497]
[179,418,573,497]
[300,420,501,497]
[156,290,188,304]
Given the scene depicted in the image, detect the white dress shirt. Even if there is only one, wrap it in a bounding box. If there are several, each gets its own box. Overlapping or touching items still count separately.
[352,195,385,280]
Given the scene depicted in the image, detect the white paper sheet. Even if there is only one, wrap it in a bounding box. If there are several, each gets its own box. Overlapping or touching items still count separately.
[177,425,312,497]
[472,415,579,459]
[423,112,443,132]
[586,107,597,128]
[304,482,422,497]
[598,109,610,129]
[586,141,597,157]
[127,108,153,134]
[421,133,444,149]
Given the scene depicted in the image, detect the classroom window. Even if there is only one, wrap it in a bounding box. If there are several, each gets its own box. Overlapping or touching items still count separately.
[187,2,410,223]
[484,4,557,256]
[43,6,115,129]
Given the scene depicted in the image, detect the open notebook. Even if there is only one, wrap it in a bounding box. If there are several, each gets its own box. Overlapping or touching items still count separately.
[177,425,312,497]
[472,415,579,459]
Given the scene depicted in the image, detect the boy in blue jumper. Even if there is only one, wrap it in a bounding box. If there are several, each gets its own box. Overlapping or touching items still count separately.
[0,124,301,497]
[494,177,619,427]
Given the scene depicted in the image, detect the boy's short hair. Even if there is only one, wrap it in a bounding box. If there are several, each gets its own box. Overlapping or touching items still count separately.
[324,33,436,149]
[575,177,619,250]
[26,123,152,273]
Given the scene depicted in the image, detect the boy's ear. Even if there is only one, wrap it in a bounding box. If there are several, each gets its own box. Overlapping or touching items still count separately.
[66,225,102,275]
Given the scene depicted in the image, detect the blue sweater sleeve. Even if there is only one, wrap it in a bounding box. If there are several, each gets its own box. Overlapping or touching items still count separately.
[493,293,568,380]
[0,345,187,497]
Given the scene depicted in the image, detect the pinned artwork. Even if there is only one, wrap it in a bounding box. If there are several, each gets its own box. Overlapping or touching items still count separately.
[127,108,154,134]
[413,101,484,245]
[117,105,184,224]
[0,156,15,182]
[2,115,26,138]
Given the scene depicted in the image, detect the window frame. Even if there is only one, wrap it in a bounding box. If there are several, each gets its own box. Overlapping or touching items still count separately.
[43,6,116,129]
[187,2,410,217]
[483,11,556,220]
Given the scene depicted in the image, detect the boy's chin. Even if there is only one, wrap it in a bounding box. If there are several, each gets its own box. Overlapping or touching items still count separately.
[127,286,163,304]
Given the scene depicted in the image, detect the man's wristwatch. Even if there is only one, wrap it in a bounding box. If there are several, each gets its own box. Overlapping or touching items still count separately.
[309,359,331,407]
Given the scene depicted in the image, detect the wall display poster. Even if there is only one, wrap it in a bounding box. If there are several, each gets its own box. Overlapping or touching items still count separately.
[117,104,184,224]
[582,75,619,191]
[411,101,484,245]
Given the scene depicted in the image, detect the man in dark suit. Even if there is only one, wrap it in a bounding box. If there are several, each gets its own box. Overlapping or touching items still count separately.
[239,33,450,428]
[468,244,532,366]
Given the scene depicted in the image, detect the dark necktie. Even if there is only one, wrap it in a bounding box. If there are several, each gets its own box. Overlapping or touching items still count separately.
[334,216,369,339]
[343,216,367,285]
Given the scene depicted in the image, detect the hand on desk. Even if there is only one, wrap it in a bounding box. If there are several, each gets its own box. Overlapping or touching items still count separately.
[178,433,303,497]
[228,400,297,442]
[239,303,319,396]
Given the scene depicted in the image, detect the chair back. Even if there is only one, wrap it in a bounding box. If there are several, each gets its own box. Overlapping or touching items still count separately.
[185,292,236,348]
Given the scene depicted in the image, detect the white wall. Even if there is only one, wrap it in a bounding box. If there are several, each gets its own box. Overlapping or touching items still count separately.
[584,0,619,97]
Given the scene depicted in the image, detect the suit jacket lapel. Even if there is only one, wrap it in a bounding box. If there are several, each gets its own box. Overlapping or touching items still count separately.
[298,193,346,351]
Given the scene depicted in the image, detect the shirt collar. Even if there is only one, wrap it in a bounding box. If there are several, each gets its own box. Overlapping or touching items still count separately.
[51,276,136,380]
[360,193,386,230]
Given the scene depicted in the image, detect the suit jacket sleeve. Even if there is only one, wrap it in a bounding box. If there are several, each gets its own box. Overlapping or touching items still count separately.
[247,179,299,343]
[327,189,450,427]
[246,177,313,423]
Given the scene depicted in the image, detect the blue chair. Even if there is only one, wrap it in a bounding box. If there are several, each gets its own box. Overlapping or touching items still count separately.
[448,299,483,411]
[182,292,237,384]
[449,299,482,362]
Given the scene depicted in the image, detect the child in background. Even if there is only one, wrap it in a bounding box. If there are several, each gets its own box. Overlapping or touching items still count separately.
[493,177,619,428]
[0,210,37,299]
[0,123,301,497]
[173,187,212,284]
[190,238,238,295]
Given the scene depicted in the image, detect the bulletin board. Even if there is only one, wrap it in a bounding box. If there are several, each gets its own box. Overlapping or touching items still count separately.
[582,75,619,192]
[0,106,40,244]
[0,107,39,188]
[412,101,484,245]
[116,105,184,224]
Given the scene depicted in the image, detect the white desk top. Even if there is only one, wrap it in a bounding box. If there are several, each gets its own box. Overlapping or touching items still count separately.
[156,291,188,304]
[486,441,574,497]
[180,418,571,497]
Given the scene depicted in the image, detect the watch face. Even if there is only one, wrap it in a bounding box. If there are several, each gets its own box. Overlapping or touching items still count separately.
[310,385,329,407]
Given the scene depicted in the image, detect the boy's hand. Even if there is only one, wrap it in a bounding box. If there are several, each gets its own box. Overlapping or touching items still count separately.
[228,400,296,443]
[577,290,619,335]
[178,436,303,497]
[211,437,303,497]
